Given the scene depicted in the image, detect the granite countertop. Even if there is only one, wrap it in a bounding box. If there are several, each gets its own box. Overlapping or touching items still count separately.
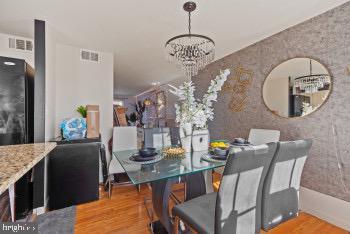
[0,142,56,194]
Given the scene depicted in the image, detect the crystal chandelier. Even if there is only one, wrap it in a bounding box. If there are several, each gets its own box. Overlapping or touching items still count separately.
[294,59,331,94]
[165,2,215,77]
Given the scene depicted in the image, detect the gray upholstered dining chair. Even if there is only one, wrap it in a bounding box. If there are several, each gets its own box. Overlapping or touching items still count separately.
[144,127,172,148]
[108,126,138,197]
[248,128,280,146]
[172,143,278,234]
[215,128,280,175]
[261,139,312,231]
[144,127,181,148]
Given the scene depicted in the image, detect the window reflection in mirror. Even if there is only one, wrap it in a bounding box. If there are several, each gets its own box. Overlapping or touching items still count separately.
[263,58,331,118]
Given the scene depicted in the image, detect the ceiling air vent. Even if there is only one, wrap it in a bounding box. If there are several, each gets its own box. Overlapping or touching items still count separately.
[8,37,33,51]
[80,49,100,62]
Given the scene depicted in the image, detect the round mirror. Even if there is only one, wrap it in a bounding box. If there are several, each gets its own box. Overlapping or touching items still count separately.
[263,58,332,118]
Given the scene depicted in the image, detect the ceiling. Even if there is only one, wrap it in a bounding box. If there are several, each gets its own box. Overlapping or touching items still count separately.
[0,0,348,98]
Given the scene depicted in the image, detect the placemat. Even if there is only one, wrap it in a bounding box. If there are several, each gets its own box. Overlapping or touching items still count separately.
[201,153,227,163]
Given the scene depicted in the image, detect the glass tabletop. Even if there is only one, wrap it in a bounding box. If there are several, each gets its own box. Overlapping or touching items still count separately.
[113,149,226,185]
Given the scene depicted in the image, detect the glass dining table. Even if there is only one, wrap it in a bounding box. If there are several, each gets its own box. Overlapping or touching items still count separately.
[113,149,226,233]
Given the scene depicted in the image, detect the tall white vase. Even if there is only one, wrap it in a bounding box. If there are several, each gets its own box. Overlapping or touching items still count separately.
[192,129,209,151]
[180,123,192,152]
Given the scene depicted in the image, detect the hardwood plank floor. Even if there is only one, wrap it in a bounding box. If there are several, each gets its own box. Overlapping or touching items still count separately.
[75,183,349,234]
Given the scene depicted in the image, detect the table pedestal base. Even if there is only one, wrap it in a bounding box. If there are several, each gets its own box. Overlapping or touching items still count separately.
[149,220,168,234]
[151,172,208,234]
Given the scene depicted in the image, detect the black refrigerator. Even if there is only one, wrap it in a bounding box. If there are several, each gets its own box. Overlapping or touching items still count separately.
[0,56,34,219]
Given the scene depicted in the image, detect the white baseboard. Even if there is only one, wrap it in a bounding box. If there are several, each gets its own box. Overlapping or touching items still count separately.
[33,206,46,216]
[299,186,350,231]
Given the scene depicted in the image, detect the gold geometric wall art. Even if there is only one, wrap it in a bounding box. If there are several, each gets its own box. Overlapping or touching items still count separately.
[223,65,253,112]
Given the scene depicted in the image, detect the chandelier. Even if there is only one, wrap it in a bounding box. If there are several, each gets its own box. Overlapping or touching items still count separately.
[165,2,215,77]
[294,59,331,94]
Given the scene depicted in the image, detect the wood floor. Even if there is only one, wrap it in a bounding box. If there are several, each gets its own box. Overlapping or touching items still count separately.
[75,184,349,234]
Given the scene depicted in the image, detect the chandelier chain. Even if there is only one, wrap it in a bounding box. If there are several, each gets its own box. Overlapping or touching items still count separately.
[188,12,191,35]
[310,59,312,75]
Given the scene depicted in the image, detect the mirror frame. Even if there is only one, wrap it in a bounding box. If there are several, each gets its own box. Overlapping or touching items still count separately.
[262,57,333,119]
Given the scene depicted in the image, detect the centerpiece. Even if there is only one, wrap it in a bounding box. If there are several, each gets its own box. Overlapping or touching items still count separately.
[162,146,186,159]
[168,69,230,152]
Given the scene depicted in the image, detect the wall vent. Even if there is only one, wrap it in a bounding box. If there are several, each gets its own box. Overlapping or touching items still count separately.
[25,40,33,51]
[8,37,33,51]
[80,49,100,62]
[16,39,25,50]
[90,52,99,62]
[8,38,16,49]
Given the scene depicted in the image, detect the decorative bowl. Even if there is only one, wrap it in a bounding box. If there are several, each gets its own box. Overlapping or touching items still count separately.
[214,147,229,157]
[139,147,156,158]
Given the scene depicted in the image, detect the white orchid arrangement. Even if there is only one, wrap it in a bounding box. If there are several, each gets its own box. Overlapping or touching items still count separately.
[168,69,230,129]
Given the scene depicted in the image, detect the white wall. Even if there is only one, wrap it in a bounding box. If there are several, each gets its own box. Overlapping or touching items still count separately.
[43,26,113,208]
[45,24,57,141]
[0,33,34,67]
[300,187,350,231]
[54,44,114,160]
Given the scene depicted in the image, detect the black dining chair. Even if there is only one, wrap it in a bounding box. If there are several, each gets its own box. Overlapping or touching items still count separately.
[261,139,312,231]
[172,143,278,234]
[99,144,109,191]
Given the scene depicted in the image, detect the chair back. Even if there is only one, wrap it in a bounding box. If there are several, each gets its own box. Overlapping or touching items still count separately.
[261,139,312,230]
[113,126,137,151]
[110,126,137,174]
[215,143,277,234]
[144,127,172,148]
[169,127,181,146]
[248,129,280,146]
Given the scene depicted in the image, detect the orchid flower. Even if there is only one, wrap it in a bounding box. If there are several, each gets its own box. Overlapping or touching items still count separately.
[168,69,230,129]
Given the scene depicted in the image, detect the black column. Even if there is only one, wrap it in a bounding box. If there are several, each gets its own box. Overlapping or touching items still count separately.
[33,19,46,209]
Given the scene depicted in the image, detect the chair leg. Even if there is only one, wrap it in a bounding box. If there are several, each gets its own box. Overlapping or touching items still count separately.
[108,178,112,198]
[104,178,109,191]
[173,216,180,234]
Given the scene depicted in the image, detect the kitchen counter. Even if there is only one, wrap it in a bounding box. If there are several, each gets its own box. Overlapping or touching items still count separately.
[0,143,56,195]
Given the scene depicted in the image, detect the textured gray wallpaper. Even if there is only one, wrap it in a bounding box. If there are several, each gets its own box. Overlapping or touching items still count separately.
[193,2,350,201]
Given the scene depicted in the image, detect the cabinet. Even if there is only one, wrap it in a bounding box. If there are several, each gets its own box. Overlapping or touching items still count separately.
[48,137,101,210]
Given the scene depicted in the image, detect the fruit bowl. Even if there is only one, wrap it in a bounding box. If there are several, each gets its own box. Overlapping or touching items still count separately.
[210,140,229,149]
